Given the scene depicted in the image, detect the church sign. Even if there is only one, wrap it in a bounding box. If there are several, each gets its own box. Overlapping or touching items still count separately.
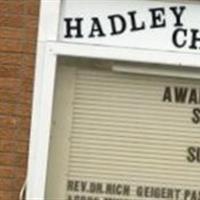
[59,1,200,53]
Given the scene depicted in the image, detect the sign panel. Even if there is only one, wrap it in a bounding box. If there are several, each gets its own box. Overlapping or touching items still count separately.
[46,60,200,200]
[66,65,200,200]
[59,0,200,54]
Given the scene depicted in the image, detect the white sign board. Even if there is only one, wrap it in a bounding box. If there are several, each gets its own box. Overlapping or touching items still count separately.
[59,0,200,54]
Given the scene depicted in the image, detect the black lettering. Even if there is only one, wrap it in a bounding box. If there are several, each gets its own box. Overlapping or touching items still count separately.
[175,189,182,200]
[136,187,181,199]
[144,187,151,197]
[198,149,200,162]
[64,18,83,38]
[170,6,186,27]
[96,183,103,193]
[68,195,72,200]
[172,28,187,48]
[187,147,200,162]
[67,180,75,191]
[106,184,113,194]
[127,11,145,31]
[154,188,160,198]
[175,87,188,103]
[81,181,87,192]
[116,185,122,195]
[123,185,130,196]
[188,89,198,104]
[192,108,200,124]
[163,87,172,102]
[74,181,79,191]
[189,29,200,49]
[90,182,97,193]
[149,8,166,28]
[108,14,126,35]
[136,186,143,197]
[187,147,196,162]
[184,190,191,200]
[88,17,106,38]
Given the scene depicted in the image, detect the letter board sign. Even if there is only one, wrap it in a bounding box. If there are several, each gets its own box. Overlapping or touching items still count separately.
[46,59,200,200]
[59,0,200,54]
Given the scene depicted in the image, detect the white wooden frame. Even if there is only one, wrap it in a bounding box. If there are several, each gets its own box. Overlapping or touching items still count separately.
[26,41,200,200]
[26,0,200,199]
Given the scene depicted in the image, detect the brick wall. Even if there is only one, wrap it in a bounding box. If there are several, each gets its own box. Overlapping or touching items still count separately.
[0,1,40,200]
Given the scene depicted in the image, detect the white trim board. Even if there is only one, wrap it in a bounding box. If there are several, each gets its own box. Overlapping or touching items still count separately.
[48,42,200,67]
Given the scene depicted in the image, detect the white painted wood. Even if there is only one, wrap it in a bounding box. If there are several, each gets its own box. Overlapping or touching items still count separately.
[26,42,46,199]
[26,44,57,199]
[49,42,200,68]
[39,0,61,41]
[113,63,200,79]
[26,0,62,197]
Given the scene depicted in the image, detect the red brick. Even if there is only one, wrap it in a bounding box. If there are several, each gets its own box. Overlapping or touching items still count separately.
[0,15,25,28]
[22,54,36,67]
[22,41,37,54]
[0,178,13,191]
[0,78,21,91]
[0,140,15,153]
[0,153,15,166]
[10,91,33,105]
[15,128,30,142]
[12,178,25,191]
[17,117,31,130]
[0,0,39,197]
[24,15,39,29]
[21,78,34,92]
[0,2,7,13]
[0,2,25,15]
[11,192,21,200]
[0,116,17,128]
[0,129,15,141]
[13,167,26,178]
[15,154,27,168]
[19,91,33,105]
[25,0,40,16]
[15,141,28,154]
[0,166,14,178]
[0,90,18,102]
[0,53,22,66]
[0,65,20,78]
[0,39,23,53]
[24,26,38,42]
[0,102,16,116]
[21,65,35,79]
[0,191,14,200]
[15,103,31,117]
[0,27,24,40]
